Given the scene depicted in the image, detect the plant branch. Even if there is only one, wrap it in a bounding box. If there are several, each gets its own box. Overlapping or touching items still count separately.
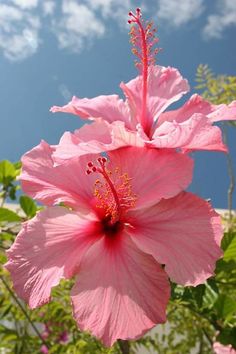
[202,327,213,346]
[0,275,49,349]
[0,196,5,207]
[118,339,130,354]
[222,125,235,222]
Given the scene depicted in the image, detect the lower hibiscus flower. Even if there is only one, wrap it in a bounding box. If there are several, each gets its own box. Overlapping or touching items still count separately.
[5,143,223,346]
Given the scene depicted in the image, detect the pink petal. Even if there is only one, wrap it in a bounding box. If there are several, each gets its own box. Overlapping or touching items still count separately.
[158,94,236,124]
[21,140,99,211]
[208,100,236,123]
[152,113,227,152]
[53,120,145,164]
[108,146,193,209]
[213,342,236,354]
[5,207,100,308]
[158,94,215,125]
[128,192,223,286]
[50,94,132,128]
[120,65,189,127]
[71,234,170,346]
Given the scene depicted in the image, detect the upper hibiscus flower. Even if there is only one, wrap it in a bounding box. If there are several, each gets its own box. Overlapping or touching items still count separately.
[5,142,222,346]
[50,8,236,163]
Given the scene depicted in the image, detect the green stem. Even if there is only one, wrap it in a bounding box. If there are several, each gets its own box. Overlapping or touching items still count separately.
[0,196,5,207]
[0,275,49,349]
[222,125,235,222]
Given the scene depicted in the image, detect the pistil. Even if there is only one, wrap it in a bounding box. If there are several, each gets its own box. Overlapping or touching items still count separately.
[86,157,121,223]
[86,157,137,225]
[128,8,160,137]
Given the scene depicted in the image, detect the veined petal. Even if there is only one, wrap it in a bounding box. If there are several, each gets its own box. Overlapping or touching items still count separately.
[158,94,236,125]
[5,207,100,309]
[21,140,100,211]
[108,146,193,209]
[121,65,189,126]
[152,114,227,152]
[71,234,170,346]
[208,100,236,123]
[128,192,223,286]
[158,94,215,125]
[53,120,144,164]
[50,95,132,128]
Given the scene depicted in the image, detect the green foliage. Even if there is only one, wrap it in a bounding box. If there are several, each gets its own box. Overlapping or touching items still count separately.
[222,231,236,261]
[0,160,21,202]
[0,160,16,185]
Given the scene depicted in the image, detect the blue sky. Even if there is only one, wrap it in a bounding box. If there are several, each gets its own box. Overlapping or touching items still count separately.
[0,0,236,208]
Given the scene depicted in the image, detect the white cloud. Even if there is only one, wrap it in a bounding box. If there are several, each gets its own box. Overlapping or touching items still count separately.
[42,1,56,16]
[11,0,38,10]
[0,4,40,61]
[53,0,105,53]
[157,0,205,26]
[87,0,132,23]
[0,0,134,61]
[203,0,236,39]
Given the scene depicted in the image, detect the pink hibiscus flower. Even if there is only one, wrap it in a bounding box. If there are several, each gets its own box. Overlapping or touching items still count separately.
[50,9,236,164]
[5,142,222,346]
[213,342,236,354]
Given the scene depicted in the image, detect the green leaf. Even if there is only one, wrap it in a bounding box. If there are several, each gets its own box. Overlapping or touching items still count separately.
[13,161,22,176]
[0,208,21,222]
[0,304,12,318]
[19,196,37,218]
[214,294,236,322]
[0,160,16,185]
[202,279,219,308]
[221,231,236,251]
[216,258,236,273]
[223,234,236,261]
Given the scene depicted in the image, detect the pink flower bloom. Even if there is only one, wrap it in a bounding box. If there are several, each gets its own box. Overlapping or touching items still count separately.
[50,9,236,164]
[40,345,48,354]
[213,342,236,354]
[5,142,222,346]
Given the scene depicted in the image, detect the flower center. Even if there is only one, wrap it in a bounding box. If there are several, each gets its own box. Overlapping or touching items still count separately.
[128,8,160,137]
[86,157,136,227]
